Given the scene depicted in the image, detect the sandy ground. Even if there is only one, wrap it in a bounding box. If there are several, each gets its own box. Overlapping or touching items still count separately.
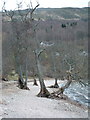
[0,79,89,118]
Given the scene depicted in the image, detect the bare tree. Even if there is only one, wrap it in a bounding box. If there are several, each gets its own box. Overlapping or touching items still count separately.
[51,55,73,98]
[2,1,31,89]
[34,49,50,97]
[48,51,59,88]
[32,67,38,86]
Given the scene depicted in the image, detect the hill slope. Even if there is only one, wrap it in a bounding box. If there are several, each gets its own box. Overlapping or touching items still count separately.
[2,7,88,21]
[34,7,88,21]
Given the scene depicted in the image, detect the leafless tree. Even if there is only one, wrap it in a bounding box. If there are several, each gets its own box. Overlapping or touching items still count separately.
[34,49,50,97]
[48,50,59,88]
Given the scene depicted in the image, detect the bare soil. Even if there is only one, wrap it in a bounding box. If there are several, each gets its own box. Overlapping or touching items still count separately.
[0,79,89,118]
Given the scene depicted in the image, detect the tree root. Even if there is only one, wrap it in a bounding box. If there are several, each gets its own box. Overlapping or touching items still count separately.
[18,77,30,90]
[48,78,59,88]
[37,86,68,100]
[23,86,30,90]
[18,85,30,90]
[2,78,8,81]
[48,84,59,88]
[50,92,68,100]
[37,88,50,97]
[33,79,38,86]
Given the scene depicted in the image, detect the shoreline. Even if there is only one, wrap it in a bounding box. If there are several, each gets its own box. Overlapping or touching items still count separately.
[0,80,89,118]
[1,79,89,109]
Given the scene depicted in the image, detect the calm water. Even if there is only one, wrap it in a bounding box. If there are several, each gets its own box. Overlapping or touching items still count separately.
[59,81,89,106]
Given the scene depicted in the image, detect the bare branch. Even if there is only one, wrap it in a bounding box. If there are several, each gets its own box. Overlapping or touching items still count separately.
[30,0,33,9]
[2,1,15,20]
[30,3,39,20]
[35,49,45,58]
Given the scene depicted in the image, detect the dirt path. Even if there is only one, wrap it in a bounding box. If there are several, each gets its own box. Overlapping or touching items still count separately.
[0,80,88,118]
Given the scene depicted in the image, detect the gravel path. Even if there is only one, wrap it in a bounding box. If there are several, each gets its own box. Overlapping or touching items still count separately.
[0,80,88,118]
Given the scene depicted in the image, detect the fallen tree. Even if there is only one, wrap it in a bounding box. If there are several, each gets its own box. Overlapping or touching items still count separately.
[50,58,73,99]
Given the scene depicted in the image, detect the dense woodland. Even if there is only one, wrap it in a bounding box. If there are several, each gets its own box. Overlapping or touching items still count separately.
[1,3,88,97]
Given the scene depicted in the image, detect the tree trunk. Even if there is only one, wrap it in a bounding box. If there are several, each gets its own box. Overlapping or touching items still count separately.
[18,75,24,89]
[60,73,72,93]
[37,78,50,97]
[52,72,72,95]
[57,79,72,95]
[51,52,59,88]
[18,66,29,90]
[33,78,38,86]
[24,56,28,89]
[32,68,38,86]
[48,78,59,88]
[35,53,50,97]
[2,74,8,81]
[2,77,8,81]
[53,78,59,88]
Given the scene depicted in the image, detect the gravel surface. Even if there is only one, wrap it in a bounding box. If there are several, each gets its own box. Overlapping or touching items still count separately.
[0,80,88,118]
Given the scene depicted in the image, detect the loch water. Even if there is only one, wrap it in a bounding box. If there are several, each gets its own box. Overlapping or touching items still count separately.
[59,81,89,106]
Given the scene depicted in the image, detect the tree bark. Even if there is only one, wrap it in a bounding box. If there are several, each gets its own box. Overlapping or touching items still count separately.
[51,52,59,88]
[52,72,72,95]
[24,54,28,89]
[53,78,59,88]
[2,77,8,81]
[37,78,50,97]
[48,78,59,88]
[57,79,72,95]
[18,76,24,89]
[33,78,38,86]
[35,53,50,97]
[18,66,29,90]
